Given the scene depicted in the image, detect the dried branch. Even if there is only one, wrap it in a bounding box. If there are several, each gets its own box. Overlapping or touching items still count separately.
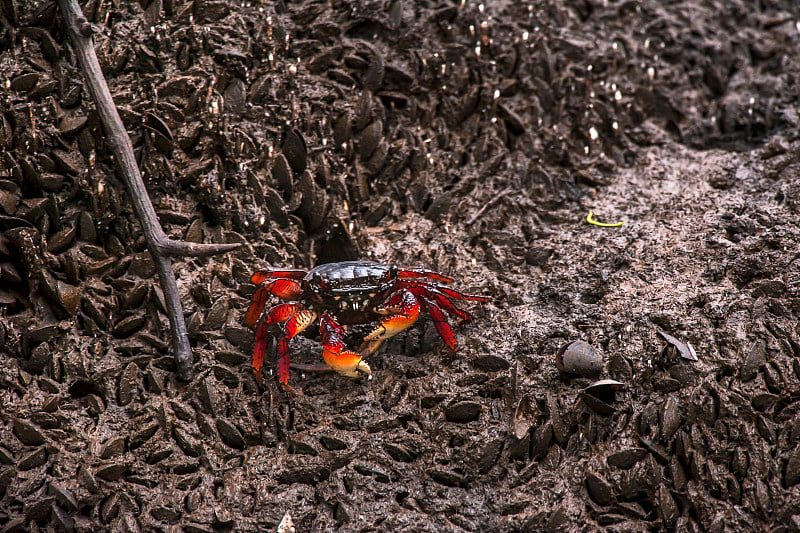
[58,0,241,381]
[465,188,511,226]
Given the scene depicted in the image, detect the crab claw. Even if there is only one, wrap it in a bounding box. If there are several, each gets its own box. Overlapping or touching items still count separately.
[320,313,372,378]
[360,289,421,356]
[324,352,372,378]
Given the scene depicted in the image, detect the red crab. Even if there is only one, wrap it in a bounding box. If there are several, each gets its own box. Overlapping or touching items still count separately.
[244,261,489,385]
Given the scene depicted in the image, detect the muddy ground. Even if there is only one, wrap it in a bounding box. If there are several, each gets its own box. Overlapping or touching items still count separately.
[2,0,800,531]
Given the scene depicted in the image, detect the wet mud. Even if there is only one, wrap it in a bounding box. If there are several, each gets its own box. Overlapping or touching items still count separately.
[2,0,800,531]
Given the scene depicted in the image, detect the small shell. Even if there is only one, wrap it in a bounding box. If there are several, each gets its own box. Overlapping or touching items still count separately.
[583,379,625,415]
[497,102,526,135]
[18,448,47,471]
[216,419,246,450]
[352,91,372,132]
[660,397,682,442]
[388,0,403,29]
[40,271,80,315]
[128,422,159,450]
[184,218,203,243]
[50,484,78,511]
[364,143,388,177]
[320,435,348,451]
[144,112,174,154]
[606,448,646,469]
[585,471,615,506]
[57,114,88,136]
[383,442,415,463]
[112,314,146,338]
[785,447,800,486]
[46,225,76,254]
[270,153,293,199]
[444,400,481,423]
[98,437,125,459]
[512,393,538,439]
[213,364,240,388]
[659,331,698,361]
[95,462,125,481]
[172,426,202,457]
[333,112,352,148]
[362,54,385,91]
[117,362,140,406]
[289,440,318,456]
[657,485,678,526]
[475,438,504,474]
[359,119,383,160]
[282,129,307,175]
[740,339,765,381]
[203,296,229,330]
[50,149,83,175]
[13,418,45,445]
[295,171,327,231]
[556,340,603,379]
[10,72,40,93]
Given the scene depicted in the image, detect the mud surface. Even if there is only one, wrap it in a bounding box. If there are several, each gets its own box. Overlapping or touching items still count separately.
[2,0,800,531]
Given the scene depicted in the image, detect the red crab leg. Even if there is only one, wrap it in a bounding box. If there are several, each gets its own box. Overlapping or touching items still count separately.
[244,279,303,328]
[421,297,458,351]
[360,289,421,356]
[403,285,473,322]
[252,308,317,384]
[252,320,271,379]
[395,268,454,284]
[250,268,307,284]
[396,281,489,302]
[320,313,371,378]
[262,302,304,325]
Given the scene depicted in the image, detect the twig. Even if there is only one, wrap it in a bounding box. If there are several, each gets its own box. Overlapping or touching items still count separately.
[465,188,511,226]
[58,0,241,381]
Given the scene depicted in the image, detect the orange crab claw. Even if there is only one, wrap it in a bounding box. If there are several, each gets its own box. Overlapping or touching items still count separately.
[320,313,371,378]
[361,289,421,356]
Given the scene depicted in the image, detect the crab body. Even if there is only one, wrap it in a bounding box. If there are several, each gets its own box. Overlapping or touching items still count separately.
[302,261,394,322]
[244,260,489,385]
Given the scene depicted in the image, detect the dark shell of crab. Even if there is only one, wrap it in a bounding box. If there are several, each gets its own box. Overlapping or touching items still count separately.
[301,261,396,323]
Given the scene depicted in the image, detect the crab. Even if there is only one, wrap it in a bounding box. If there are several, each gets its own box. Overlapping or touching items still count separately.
[244,260,490,385]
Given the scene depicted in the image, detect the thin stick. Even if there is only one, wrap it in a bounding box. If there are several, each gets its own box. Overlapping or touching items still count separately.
[58,0,241,380]
[465,188,511,226]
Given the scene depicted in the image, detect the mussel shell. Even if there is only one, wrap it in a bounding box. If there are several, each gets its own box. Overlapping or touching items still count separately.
[282,129,307,175]
[556,340,603,379]
[583,379,625,415]
[333,112,352,149]
[271,153,293,199]
[362,54,385,92]
[359,119,383,160]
